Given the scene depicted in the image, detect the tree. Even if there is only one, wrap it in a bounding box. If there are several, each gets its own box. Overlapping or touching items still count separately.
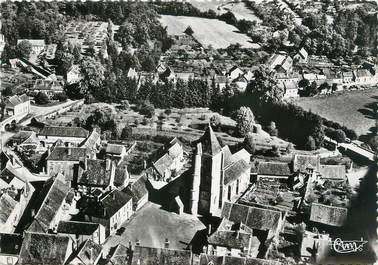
[2,87,14,97]
[55,93,68,102]
[16,40,32,58]
[305,136,316,150]
[138,100,155,118]
[267,121,278,136]
[35,92,50,105]
[210,114,221,129]
[121,126,133,140]
[246,67,283,103]
[333,129,346,143]
[80,57,106,100]
[243,133,255,155]
[234,106,255,137]
[184,26,194,36]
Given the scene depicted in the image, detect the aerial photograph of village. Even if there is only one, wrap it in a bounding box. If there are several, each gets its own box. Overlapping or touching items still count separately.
[0,0,377,264]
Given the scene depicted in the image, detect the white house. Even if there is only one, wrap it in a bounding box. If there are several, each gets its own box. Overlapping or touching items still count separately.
[38,126,89,147]
[4,94,30,117]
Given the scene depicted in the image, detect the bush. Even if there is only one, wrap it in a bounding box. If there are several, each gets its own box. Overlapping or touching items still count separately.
[55,93,68,102]
[164,109,172,115]
[34,92,50,105]
[332,129,346,143]
[139,100,155,118]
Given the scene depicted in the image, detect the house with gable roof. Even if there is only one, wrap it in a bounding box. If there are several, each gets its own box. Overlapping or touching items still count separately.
[293,47,308,64]
[38,126,89,147]
[18,232,73,265]
[83,189,133,236]
[4,94,30,118]
[66,239,103,265]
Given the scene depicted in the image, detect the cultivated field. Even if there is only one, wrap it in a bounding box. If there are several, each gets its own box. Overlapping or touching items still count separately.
[159,15,257,49]
[293,89,378,136]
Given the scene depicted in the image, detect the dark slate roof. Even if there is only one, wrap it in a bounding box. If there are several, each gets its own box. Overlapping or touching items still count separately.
[293,154,320,172]
[106,144,125,155]
[224,159,250,185]
[77,159,112,187]
[319,165,346,180]
[0,193,17,224]
[310,203,348,227]
[131,246,192,265]
[73,239,102,265]
[199,254,281,265]
[28,174,70,233]
[47,147,87,161]
[208,230,251,249]
[57,221,100,235]
[221,202,281,231]
[107,244,129,265]
[124,174,148,203]
[18,232,71,265]
[0,233,23,255]
[257,162,291,177]
[85,189,132,219]
[39,126,89,138]
[199,125,222,156]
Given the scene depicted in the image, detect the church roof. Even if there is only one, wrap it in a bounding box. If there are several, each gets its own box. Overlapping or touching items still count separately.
[199,125,222,156]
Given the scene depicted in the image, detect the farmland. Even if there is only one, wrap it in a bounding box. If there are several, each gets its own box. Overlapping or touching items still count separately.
[292,89,378,137]
[159,15,257,49]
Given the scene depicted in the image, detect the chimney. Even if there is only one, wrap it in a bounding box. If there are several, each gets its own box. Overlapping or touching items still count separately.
[67,147,72,156]
[164,238,170,249]
[135,239,140,247]
[31,209,36,217]
[84,157,88,170]
[143,160,147,170]
[208,224,212,235]
[103,207,107,217]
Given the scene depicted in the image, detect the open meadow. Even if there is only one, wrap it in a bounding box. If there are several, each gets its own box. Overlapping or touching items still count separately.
[159,15,257,49]
[292,89,378,137]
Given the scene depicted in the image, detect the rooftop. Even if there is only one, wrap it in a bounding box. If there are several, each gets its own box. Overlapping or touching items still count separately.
[0,233,23,255]
[293,154,320,173]
[47,147,87,161]
[0,193,18,225]
[310,203,348,227]
[5,94,29,108]
[106,144,125,155]
[257,161,291,177]
[131,245,192,265]
[319,165,346,181]
[77,159,113,187]
[57,221,100,235]
[221,202,282,231]
[39,126,89,138]
[18,232,71,265]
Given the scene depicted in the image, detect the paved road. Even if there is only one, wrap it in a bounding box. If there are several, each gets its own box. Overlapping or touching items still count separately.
[339,143,375,162]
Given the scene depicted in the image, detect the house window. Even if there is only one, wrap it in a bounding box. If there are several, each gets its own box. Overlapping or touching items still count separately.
[227,186,231,201]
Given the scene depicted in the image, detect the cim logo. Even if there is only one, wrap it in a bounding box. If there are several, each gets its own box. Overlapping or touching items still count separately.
[330,238,368,254]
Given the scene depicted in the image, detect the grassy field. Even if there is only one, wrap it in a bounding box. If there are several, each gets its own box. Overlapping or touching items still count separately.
[159,15,258,49]
[292,89,378,137]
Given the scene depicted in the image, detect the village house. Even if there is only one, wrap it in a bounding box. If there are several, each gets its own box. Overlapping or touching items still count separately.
[190,126,251,217]
[0,233,23,265]
[32,78,64,98]
[310,203,348,227]
[318,164,347,183]
[293,154,320,173]
[65,239,103,265]
[0,194,21,234]
[80,129,101,152]
[27,174,72,233]
[257,161,292,180]
[7,130,39,149]
[131,245,192,265]
[46,146,89,180]
[221,202,286,250]
[353,69,374,85]
[75,158,128,192]
[293,48,309,64]
[105,143,127,162]
[57,221,106,247]
[4,94,30,118]
[342,71,354,84]
[207,229,260,258]
[267,53,293,74]
[83,189,133,236]
[66,65,83,85]
[148,138,185,185]
[124,174,149,211]
[18,232,73,265]
[227,66,244,81]
[38,126,89,147]
[17,39,46,55]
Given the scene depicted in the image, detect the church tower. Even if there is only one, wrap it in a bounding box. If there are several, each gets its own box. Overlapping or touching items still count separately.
[191,125,224,216]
